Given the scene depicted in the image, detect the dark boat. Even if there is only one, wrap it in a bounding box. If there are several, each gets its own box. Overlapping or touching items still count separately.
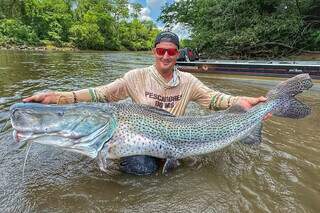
[177,48,200,62]
[176,60,320,79]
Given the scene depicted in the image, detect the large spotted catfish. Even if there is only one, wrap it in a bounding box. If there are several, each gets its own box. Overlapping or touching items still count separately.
[10,74,313,174]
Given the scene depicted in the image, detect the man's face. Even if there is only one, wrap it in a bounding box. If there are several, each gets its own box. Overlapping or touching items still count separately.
[153,42,179,72]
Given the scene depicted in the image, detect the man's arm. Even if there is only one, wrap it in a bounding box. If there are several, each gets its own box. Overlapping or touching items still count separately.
[23,77,129,104]
[190,75,268,111]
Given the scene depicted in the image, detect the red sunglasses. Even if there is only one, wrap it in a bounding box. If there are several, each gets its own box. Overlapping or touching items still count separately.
[155,48,178,56]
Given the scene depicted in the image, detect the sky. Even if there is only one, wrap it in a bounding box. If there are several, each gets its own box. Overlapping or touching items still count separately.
[128,0,190,39]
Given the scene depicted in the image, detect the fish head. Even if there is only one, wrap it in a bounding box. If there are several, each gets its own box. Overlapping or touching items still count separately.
[10,102,117,158]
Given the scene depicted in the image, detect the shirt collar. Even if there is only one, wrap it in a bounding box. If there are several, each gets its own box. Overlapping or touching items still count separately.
[151,65,180,88]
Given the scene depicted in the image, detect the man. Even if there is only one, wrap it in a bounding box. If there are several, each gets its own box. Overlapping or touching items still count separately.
[23,31,267,175]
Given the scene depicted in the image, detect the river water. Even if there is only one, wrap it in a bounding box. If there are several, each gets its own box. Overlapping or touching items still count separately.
[0,50,319,212]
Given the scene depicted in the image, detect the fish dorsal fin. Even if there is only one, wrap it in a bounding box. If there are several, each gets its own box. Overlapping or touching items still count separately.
[226,104,248,114]
[140,105,176,117]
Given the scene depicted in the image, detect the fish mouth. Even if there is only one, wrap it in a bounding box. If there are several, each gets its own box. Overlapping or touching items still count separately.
[13,129,33,143]
[12,129,79,145]
[10,102,118,158]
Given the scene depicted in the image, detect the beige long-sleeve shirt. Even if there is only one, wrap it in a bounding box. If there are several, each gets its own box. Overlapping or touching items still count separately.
[57,65,238,116]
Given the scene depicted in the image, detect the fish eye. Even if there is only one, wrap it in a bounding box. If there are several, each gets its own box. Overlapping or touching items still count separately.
[57,111,64,116]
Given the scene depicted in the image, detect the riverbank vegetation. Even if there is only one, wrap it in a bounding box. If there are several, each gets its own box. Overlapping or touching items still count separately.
[1,0,319,59]
[160,0,320,58]
[0,0,159,51]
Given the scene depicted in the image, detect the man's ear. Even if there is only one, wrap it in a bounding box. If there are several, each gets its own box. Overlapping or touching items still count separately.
[152,48,156,55]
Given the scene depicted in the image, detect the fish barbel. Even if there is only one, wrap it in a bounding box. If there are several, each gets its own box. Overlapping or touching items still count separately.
[10,74,313,173]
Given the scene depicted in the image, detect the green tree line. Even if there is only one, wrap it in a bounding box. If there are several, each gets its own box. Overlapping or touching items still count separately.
[0,0,159,50]
[160,0,320,58]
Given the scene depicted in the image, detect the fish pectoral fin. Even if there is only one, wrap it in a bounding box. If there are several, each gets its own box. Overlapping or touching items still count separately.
[162,158,180,174]
[74,116,118,158]
[241,123,263,145]
[97,157,121,176]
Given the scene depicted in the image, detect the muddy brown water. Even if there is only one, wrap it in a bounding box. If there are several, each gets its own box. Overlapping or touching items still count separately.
[0,50,319,212]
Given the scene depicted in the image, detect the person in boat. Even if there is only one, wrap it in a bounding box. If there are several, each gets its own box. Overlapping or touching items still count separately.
[23,31,268,175]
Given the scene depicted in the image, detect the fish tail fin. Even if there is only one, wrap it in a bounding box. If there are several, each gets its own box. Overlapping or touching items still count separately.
[266,74,313,119]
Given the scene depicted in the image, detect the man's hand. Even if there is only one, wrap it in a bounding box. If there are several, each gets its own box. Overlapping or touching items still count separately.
[236,96,272,120]
[22,92,59,104]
